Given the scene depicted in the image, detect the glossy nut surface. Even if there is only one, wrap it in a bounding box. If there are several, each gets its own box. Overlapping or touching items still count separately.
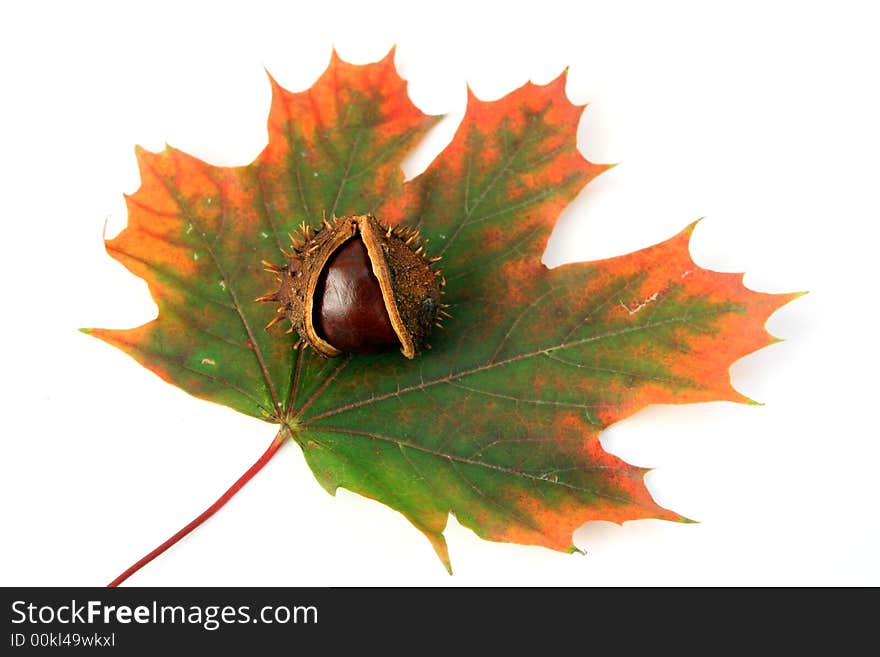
[313,238,399,354]
[264,214,445,359]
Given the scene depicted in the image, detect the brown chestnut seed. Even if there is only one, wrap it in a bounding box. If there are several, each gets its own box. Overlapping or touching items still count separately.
[258,214,445,359]
[314,238,399,354]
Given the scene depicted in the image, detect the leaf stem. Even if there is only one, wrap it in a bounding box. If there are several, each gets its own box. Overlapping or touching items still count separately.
[107,428,288,587]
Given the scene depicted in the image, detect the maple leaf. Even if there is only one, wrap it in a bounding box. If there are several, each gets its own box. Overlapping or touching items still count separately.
[84,49,798,582]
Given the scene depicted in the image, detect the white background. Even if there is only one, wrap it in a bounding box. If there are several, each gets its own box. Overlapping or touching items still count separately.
[1,0,878,586]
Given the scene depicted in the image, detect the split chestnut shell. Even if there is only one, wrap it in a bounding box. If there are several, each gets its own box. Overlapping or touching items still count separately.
[262,215,445,359]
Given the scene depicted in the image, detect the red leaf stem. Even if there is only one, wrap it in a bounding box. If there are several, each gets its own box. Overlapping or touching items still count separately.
[107,429,287,587]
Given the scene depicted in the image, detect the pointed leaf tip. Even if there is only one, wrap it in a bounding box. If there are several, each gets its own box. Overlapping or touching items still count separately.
[424,531,453,575]
[380,44,397,65]
[544,66,571,98]
[684,217,705,235]
[263,65,280,90]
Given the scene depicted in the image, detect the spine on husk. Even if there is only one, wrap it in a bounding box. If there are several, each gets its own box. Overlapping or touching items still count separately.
[258,214,448,358]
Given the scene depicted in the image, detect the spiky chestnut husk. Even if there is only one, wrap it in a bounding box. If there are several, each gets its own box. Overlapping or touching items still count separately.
[259,214,446,359]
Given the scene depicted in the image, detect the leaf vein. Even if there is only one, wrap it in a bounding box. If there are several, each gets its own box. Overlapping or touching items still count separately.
[144,159,283,413]
[315,427,649,508]
[304,308,731,423]
[437,127,536,257]
[119,340,273,416]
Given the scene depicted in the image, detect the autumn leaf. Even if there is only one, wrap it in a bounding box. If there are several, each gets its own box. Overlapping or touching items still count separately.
[84,49,798,581]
